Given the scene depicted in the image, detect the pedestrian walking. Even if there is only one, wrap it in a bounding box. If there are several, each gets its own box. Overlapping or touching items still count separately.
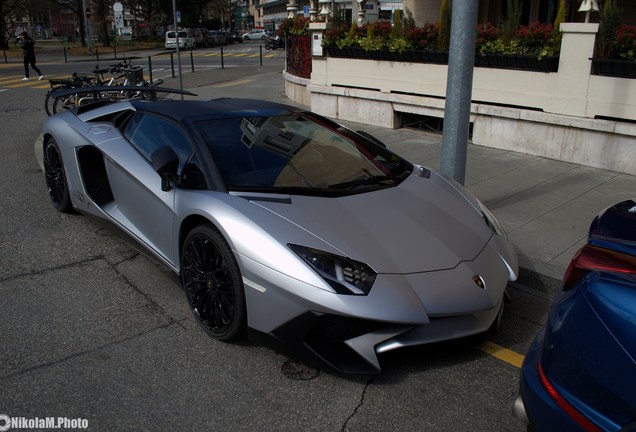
[20,31,43,81]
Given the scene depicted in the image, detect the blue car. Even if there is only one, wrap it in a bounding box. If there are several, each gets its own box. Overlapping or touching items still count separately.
[513,200,636,431]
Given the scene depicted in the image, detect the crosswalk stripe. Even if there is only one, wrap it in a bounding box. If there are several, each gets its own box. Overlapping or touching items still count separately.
[0,75,24,83]
[0,75,67,89]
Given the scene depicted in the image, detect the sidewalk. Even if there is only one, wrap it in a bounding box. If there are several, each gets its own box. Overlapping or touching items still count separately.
[189,69,636,291]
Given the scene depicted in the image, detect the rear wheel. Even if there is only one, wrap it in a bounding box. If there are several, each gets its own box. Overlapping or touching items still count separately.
[181,224,246,341]
[43,138,72,212]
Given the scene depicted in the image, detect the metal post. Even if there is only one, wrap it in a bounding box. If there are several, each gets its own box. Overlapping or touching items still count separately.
[148,56,153,84]
[439,0,478,185]
[170,52,175,77]
[82,0,93,56]
[173,0,183,98]
[114,42,117,59]
[260,45,263,66]
[221,46,224,69]
[190,50,194,72]
[63,47,67,63]
[95,48,99,62]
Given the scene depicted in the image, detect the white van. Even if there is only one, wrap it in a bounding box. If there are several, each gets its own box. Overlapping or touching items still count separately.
[165,30,195,50]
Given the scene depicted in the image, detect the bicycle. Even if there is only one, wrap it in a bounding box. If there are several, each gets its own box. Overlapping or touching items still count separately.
[44,73,95,116]
[45,59,163,115]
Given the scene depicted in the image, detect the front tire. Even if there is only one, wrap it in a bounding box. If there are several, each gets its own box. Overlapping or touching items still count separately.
[181,224,246,341]
[44,138,72,213]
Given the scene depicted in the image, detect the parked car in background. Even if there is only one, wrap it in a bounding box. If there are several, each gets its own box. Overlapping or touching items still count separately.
[513,199,636,431]
[225,31,243,44]
[191,28,207,48]
[165,30,195,50]
[207,30,227,46]
[243,29,268,40]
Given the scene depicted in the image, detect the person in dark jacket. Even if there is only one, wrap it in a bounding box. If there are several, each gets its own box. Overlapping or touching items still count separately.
[20,31,43,81]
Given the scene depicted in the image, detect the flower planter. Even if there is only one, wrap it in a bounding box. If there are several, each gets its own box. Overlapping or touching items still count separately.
[475,54,558,72]
[325,46,558,72]
[592,58,636,78]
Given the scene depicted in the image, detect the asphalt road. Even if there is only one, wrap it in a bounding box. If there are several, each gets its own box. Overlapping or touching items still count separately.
[0,56,546,431]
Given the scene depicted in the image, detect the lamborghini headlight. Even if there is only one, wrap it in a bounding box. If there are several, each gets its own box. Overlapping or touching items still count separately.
[288,244,376,295]
[476,199,508,239]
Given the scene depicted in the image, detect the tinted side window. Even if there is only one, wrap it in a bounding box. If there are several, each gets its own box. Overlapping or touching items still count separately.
[123,113,192,172]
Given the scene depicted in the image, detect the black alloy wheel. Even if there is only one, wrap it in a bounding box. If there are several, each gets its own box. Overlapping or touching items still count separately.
[181,224,246,341]
[44,138,72,212]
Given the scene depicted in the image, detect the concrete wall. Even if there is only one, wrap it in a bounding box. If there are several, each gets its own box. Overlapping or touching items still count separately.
[403,0,442,23]
[286,23,636,175]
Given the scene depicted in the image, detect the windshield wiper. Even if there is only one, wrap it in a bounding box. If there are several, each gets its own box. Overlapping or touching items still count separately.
[328,175,394,190]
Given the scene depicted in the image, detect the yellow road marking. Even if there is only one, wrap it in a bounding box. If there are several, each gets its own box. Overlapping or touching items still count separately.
[213,78,254,88]
[0,74,69,89]
[0,75,23,82]
[5,80,47,88]
[479,341,525,368]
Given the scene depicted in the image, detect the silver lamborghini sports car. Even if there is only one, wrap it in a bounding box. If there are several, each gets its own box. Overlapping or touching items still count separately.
[42,96,518,373]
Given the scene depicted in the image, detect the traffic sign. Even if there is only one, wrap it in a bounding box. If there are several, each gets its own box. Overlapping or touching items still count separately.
[114,12,124,29]
[85,8,92,19]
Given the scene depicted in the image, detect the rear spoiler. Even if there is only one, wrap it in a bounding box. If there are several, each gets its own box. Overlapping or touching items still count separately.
[49,85,197,99]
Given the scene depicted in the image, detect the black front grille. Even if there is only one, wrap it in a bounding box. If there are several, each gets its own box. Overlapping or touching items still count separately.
[304,315,387,373]
[306,314,385,344]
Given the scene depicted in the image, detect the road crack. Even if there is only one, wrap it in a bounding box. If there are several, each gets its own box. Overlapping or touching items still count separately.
[0,321,180,383]
[342,375,375,432]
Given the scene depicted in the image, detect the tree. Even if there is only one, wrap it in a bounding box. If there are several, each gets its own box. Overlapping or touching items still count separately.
[1,0,26,48]
[51,0,86,47]
[437,0,450,51]
[94,0,111,46]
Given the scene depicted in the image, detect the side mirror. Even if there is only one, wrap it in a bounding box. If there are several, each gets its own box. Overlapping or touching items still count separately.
[357,130,387,148]
[151,146,179,192]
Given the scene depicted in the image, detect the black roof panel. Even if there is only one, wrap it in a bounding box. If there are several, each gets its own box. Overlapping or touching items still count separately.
[130,98,300,122]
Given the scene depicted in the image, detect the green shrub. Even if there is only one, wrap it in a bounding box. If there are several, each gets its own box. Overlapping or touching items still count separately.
[598,0,621,58]
[437,0,451,51]
[500,0,522,45]
[616,24,636,60]
[388,37,411,53]
[336,23,363,48]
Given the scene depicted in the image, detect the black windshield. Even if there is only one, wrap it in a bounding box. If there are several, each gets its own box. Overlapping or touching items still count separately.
[195,113,412,196]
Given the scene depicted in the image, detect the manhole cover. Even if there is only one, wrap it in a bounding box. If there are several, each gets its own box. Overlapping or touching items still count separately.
[281,359,320,380]
[5,108,40,113]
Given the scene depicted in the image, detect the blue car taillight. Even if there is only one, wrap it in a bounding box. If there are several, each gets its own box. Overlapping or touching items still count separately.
[538,361,602,432]
[562,244,636,292]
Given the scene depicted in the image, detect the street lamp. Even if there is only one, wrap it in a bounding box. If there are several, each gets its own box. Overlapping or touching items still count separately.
[318,0,332,22]
[356,0,367,26]
[578,0,600,23]
[287,0,298,19]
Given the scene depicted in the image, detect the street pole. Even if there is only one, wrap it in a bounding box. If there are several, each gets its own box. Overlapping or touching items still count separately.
[439,0,478,186]
[82,0,93,56]
[173,0,183,98]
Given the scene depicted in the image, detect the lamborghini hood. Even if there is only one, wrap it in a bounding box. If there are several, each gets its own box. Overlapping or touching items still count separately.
[252,172,494,274]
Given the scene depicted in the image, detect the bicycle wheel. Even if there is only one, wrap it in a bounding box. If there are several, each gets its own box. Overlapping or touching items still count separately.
[52,91,98,114]
[44,91,55,116]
